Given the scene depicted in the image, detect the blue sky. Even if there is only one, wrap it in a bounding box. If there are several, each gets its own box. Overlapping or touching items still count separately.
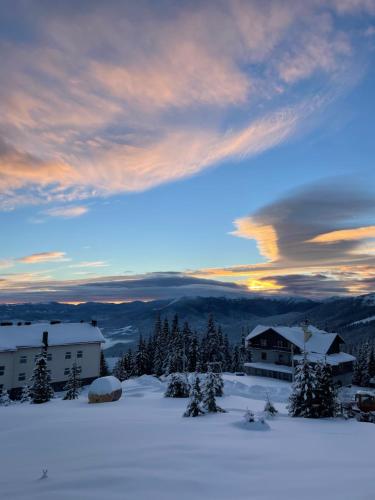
[1,0,375,302]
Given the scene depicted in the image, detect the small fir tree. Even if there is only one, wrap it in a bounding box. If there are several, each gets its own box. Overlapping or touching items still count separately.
[100,351,110,377]
[183,375,204,417]
[213,370,224,397]
[288,355,319,418]
[264,394,278,417]
[63,363,82,400]
[315,361,338,417]
[202,370,225,413]
[30,352,54,404]
[165,373,190,398]
[243,408,255,423]
[113,355,129,382]
[20,385,31,403]
[0,388,11,406]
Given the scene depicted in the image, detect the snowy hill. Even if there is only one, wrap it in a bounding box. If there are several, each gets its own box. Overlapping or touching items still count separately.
[0,374,373,500]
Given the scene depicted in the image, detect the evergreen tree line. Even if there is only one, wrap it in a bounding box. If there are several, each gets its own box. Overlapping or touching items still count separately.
[113,314,248,381]
[288,356,339,418]
[352,341,375,387]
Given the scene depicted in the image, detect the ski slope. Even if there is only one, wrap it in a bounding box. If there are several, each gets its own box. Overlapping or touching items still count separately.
[0,374,373,500]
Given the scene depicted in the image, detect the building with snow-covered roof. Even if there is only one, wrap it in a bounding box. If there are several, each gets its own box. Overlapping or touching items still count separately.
[244,323,355,385]
[0,320,105,398]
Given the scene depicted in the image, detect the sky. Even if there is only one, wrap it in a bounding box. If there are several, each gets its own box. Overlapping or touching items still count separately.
[0,0,375,303]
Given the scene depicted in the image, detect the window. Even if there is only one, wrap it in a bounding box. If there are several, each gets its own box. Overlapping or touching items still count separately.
[47,353,52,361]
[0,384,3,391]
[260,339,267,347]
[18,373,26,382]
[64,368,70,375]
[0,366,4,376]
[278,354,284,362]
[77,350,83,359]
[65,352,71,360]
[261,352,267,361]
[20,355,27,364]
[277,340,284,348]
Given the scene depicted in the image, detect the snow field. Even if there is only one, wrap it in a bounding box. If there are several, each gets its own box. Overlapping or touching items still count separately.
[0,374,373,500]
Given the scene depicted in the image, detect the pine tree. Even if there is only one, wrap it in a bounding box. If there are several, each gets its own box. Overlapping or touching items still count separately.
[153,314,165,376]
[20,385,31,403]
[164,373,190,398]
[353,343,371,387]
[368,345,375,379]
[100,351,110,377]
[113,355,128,381]
[30,352,54,404]
[183,375,204,417]
[213,370,224,397]
[288,355,319,418]
[315,361,338,418]
[63,363,82,400]
[202,370,225,413]
[231,345,241,372]
[264,394,278,417]
[134,335,149,376]
[243,408,255,423]
[223,334,232,372]
[188,333,199,372]
[0,388,11,406]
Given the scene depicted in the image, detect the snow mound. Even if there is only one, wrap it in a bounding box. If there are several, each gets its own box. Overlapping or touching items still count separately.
[89,376,122,396]
[124,375,165,394]
[234,419,271,431]
[224,379,290,403]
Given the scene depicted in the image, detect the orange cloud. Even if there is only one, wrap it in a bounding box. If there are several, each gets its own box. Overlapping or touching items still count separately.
[16,251,68,264]
[231,217,279,261]
[309,225,375,243]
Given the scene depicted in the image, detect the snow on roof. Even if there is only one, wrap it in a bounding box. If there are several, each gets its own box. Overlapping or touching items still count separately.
[0,322,105,352]
[293,352,356,366]
[246,324,339,355]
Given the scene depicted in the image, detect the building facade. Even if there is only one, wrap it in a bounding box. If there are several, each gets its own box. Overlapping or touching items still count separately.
[244,324,355,386]
[0,321,105,398]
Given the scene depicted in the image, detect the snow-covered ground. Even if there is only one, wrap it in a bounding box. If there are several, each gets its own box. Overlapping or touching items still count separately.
[0,374,373,500]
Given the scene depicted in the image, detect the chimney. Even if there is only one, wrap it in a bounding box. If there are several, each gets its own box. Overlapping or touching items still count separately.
[301,320,312,343]
[91,319,97,327]
[42,331,49,348]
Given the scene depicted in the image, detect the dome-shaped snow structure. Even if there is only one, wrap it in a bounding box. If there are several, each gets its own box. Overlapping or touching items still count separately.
[88,376,122,403]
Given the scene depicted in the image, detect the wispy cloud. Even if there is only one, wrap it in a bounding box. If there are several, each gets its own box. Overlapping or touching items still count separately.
[16,251,68,264]
[0,1,371,209]
[69,261,109,268]
[44,205,88,218]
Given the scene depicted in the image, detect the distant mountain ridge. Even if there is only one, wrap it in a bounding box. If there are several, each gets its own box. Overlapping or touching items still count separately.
[0,294,374,356]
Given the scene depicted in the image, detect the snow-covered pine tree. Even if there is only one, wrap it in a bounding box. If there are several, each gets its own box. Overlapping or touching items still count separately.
[353,343,371,387]
[202,369,225,413]
[183,375,204,417]
[243,408,255,423]
[315,361,338,418]
[368,345,375,379]
[63,362,82,400]
[0,388,11,406]
[188,333,199,372]
[264,394,278,417]
[212,369,224,397]
[223,333,232,372]
[231,345,241,372]
[100,351,110,377]
[164,372,190,398]
[134,335,149,376]
[113,355,128,381]
[30,352,54,404]
[20,385,31,403]
[153,314,164,376]
[288,355,319,418]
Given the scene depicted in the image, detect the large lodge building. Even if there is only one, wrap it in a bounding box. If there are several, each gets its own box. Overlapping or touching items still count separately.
[245,324,356,386]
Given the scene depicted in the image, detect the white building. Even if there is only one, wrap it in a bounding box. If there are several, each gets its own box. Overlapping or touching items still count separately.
[0,320,105,398]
